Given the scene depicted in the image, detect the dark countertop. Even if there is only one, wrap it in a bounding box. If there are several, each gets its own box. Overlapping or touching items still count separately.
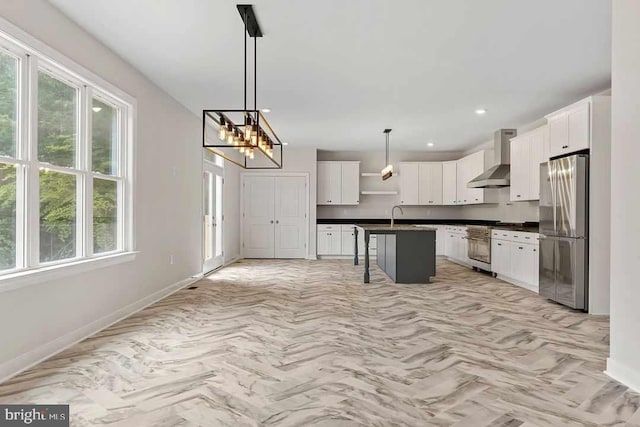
[356,224,437,232]
[492,226,539,233]
[318,218,540,229]
[318,218,500,226]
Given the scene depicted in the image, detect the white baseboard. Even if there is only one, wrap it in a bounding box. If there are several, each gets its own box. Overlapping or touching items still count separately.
[0,275,199,384]
[224,255,241,266]
[606,358,640,393]
[496,274,539,294]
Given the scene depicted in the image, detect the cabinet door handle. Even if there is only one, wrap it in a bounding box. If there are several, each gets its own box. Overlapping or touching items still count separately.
[276,220,279,224]
[518,246,523,250]
[497,243,502,246]
[270,220,274,224]
[562,145,569,149]
[517,195,521,197]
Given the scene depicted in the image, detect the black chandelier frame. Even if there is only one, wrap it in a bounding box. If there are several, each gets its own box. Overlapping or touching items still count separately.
[202,4,283,169]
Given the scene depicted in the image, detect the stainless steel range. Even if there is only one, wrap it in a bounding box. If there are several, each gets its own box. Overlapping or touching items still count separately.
[466,225,492,271]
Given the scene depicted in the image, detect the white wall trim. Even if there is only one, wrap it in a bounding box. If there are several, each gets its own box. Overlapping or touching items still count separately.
[0,274,201,384]
[606,357,640,394]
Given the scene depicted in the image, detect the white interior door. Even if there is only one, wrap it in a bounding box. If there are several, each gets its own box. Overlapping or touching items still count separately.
[203,162,224,272]
[274,176,307,258]
[243,176,276,258]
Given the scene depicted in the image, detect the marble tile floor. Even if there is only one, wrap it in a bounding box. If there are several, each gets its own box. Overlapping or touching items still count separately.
[0,259,639,426]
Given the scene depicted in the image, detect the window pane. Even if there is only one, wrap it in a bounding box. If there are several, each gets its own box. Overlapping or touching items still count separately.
[0,163,16,270]
[93,178,118,253]
[38,71,77,168]
[39,169,76,262]
[92,99,118,175]
[0,52,18,158]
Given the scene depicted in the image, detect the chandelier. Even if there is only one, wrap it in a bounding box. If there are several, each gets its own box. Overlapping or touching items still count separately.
[203,4,283,169]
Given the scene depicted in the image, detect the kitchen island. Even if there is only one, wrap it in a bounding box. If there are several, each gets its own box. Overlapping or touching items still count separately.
[354,225,436,284]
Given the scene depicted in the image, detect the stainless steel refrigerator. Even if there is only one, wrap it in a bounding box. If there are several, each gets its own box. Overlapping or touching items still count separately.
[539,154,588,310]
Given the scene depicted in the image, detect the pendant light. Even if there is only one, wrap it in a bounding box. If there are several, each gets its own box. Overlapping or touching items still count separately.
[381,129,393,180]
[202,5,283,169]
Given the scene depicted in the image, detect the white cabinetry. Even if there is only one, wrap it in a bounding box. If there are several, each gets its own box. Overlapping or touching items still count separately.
[399,162,443,206]
[340,162,360,205]
[446,151,486,206]
[456,151,485,205]
[434,225,446,255]
[399,163,420,205]
[419,163,443,205]
[442,161,458,205]
[317,161,360,205]
[491,230,539,292]
[443,225,469,265]
[317,224,376,257]
[510,125,549,201]
[317,225,342,255]
[546,100,590,158]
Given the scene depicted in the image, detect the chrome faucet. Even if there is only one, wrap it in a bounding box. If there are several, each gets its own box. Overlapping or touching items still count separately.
[391,205,404,227]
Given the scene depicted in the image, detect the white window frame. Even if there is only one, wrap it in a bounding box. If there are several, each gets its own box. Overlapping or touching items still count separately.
[0,18,136,288]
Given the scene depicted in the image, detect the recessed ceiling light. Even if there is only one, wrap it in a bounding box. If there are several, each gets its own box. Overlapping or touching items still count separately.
[92,107,102,112]
[475,108,487,115]
[427,142,435,147]
[261,108,271,113]
[282,142,289,146]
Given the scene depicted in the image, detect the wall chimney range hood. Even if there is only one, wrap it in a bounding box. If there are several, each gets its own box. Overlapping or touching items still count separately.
[467,129,517,188]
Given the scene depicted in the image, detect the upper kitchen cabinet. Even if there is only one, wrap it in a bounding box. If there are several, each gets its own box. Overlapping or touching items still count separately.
[317,161,360,205]
[399,162,443,206]
[456,151,486,205]
[399,163,420,205]
[510,125,549,201]
[546,99,590,157]
[419,162,443,205]
[442,161,457,205]
[340,162,360,204]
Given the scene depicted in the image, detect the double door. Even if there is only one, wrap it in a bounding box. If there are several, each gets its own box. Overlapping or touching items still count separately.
[243,175,308,258]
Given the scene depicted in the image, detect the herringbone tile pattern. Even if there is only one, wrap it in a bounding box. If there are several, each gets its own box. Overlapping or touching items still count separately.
[0,259,638,426]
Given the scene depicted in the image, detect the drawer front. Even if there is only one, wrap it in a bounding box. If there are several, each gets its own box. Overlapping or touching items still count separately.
[513,232,539,244]
[318,224,341,232]
[493,229,515,241]
[341,224,355,232]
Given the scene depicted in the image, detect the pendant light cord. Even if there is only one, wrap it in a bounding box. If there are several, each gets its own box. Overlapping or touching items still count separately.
[386,132,390,166]
[244,11,247,110]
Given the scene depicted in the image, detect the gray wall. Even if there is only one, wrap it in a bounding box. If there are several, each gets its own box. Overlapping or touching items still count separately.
[607,0,640,393]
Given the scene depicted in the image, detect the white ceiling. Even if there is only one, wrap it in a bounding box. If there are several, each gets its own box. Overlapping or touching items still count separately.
[48,0,611,151]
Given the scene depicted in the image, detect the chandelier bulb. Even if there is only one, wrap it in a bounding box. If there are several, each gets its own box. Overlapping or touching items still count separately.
[218,117,227,141]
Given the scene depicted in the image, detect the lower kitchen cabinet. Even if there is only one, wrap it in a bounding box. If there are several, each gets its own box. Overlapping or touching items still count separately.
[491,230,539,292]
[317,226,342,255]
[317,224,376,257]
[443,226,469,265]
